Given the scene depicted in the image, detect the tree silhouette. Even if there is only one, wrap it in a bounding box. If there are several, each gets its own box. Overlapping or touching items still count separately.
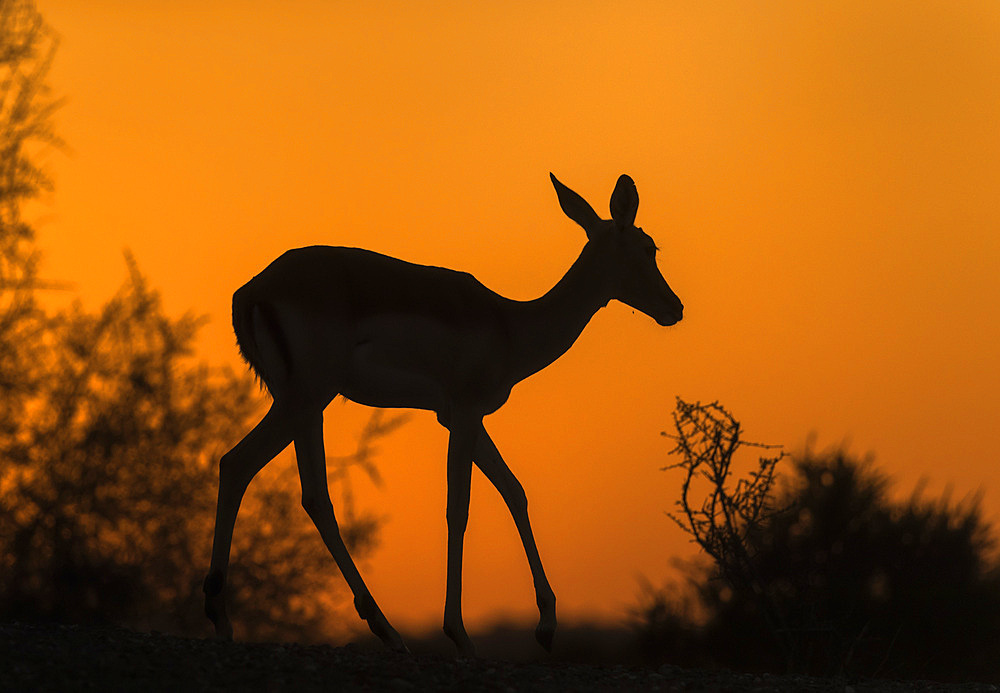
[640,418,1000,681]
[0,256,395,640]
[0,0,62,463]
[1,256,255,630]
[0,0,397,642]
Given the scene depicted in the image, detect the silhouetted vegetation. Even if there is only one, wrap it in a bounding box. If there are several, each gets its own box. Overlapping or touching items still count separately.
[636,401,1000,682]
[0,257,391,640]
[0,0,62,454]
[662,398,790,658]
[0,0,396,643]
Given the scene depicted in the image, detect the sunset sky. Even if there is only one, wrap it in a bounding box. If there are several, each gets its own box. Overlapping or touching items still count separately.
[39,1,1000,635]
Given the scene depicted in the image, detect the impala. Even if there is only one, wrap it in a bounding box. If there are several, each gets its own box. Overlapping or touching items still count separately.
[204,173,683,656]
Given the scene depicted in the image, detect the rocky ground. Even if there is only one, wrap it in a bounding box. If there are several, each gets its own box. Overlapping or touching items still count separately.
[2,621,998,692]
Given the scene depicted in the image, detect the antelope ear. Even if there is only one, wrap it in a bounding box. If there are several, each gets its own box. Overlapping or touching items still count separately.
[610,174,639,231]
[550,173,602,238]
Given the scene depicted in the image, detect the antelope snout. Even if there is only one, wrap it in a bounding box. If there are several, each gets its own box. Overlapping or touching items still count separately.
[656,298,683,327]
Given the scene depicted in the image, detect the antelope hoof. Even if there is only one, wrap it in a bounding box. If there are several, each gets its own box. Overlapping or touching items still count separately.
[205,596,233,640]
[385,632,410,654]
[214,619,234,641]
[444,623,477,659]
[371,621,408,653]
[535,591,556,651]
[203,572,233,640]
[535,622,555,652]
[356,595,408,652]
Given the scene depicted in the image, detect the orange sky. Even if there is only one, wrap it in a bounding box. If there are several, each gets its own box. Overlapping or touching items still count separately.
[39,1,1000,635]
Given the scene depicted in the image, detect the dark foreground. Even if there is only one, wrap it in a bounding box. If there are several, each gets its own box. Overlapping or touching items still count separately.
[1,622,997,693]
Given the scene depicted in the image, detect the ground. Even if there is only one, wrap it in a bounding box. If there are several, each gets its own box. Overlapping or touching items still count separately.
[1,622,998,692]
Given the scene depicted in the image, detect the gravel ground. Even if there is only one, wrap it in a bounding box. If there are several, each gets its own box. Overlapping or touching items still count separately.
[2,622,998,692]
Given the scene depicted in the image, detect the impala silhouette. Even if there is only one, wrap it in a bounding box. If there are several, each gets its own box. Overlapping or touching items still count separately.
[204,173,683,656]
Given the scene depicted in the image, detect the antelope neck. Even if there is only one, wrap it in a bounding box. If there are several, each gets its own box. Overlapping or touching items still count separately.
[502,243,610,383]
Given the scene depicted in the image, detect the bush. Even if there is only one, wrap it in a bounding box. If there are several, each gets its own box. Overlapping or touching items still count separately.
[639,400,1000,681]
[0,257,393,641]
[0,2,398,640]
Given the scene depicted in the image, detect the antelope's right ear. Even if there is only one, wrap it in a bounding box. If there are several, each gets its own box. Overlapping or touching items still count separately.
[610,174,639,231]
[550,173,602,239]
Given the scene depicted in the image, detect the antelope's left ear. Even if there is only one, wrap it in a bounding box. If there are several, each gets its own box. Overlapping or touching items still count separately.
[610,174,639,232]
[551,172,603,239]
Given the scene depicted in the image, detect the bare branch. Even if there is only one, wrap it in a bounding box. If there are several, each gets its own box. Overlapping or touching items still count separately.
[663,397,790,659]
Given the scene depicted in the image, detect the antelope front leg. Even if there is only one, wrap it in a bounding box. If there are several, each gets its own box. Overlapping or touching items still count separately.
[474,426,557,651]
[443,415,478,657]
